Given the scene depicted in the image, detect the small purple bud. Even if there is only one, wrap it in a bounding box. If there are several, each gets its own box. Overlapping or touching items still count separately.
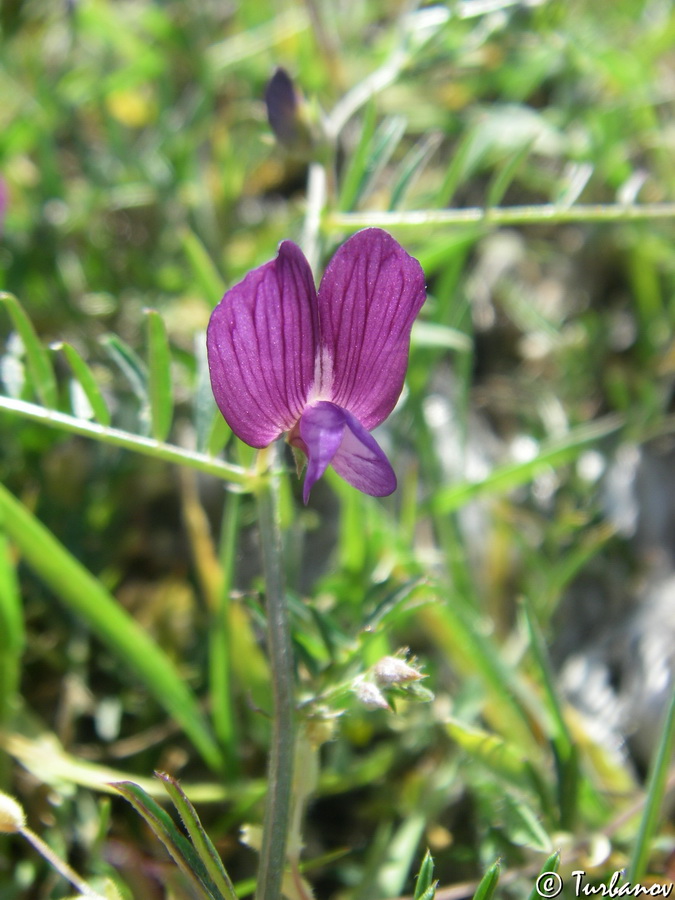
[354,681,391,711]
[374,656,424,686]
[264,68,315,156]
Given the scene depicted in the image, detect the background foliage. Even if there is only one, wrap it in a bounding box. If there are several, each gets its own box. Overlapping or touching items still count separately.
[1,0,674,898]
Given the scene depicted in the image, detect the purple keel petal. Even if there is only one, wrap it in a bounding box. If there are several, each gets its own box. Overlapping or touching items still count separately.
[207,241,319,448]
[299,401,396,503]
[316,229,426,431]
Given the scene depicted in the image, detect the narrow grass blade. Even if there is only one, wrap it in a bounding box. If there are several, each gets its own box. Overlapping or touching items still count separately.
[626,688,675,883]
[432,416,623,514]
[210,493,241,771]
[195,331,218,453]
[389,133,441,211]
[145,309,173,442]
[485,140,534,208]
[411,321,473,353]
[0,395,248,486]
[207,413,231,458]
[157,771,238,900]
[0,512,24,784]
[355,115,407,207]
[472,860,501,900]
[375,812,427,898]
[0,292,58,408]
[338,99,377,211]
[435,128,482,208]
[112,781,219,900]
[100,332,149,409]
[0,482,223,772]
[520,597,579,830]
[527,850,561,900]
[53,341,111,426]
[419,599,538,752]
[181,228,226,301]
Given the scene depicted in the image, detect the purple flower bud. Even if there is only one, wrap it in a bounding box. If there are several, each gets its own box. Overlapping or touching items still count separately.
[264,68,314,156]
[207,229,426,501]
[373,656,424,686]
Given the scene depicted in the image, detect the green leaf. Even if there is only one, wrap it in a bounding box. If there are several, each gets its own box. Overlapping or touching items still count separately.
[472,860,501,900]
[338,100,377,211]
[411,321,473,353]
[627,688,675,883]
[112,781,219,900]
[207,412,231,458]
[520,597,579,830]
[445,719,539,794]
[432,416,623,514]
[527,851,561,900]
[0,292,58,408]
[375,812,427,898]
[485,139,534,208]
[414,850,436,900]
[419,595,538,752]
[101,333,150,431]
[389,133,441,211]
[181,228,226,301]
[53,341,111,426]
[435,128,484,208]
[145,308,174,442]
[0,482,224,772]
[355,115,407,208]
[501,791,553,853]
[157,771,238,900]
[194,331,228,455]
[0,506,24,754]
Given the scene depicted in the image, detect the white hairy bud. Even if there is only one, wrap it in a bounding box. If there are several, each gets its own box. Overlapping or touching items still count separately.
[373,656,424,686]
[0,792,26,833]
[354,681,391,711]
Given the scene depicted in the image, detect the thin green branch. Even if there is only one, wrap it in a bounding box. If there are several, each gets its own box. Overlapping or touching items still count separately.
[0,395,249,487]
[329,202,675,231]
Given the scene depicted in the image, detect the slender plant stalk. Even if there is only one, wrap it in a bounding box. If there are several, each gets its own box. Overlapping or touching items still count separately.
[255,445,295,900]
[0,395,248,486]
[329,202,675,231]
[20,825,107,899]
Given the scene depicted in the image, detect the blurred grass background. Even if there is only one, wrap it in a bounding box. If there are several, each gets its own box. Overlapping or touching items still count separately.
[1,0,675,898]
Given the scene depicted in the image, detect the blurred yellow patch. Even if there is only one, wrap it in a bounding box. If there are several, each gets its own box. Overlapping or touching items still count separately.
[106,88,156,128]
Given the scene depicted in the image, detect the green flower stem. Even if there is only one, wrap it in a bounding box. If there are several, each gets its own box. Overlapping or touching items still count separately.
[301,162,328,273]
[329,201,675,231]
[254,446,295,900]
[0,395,249,486]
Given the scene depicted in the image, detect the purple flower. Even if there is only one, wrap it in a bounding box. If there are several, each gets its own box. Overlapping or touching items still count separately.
[207,228,426,502]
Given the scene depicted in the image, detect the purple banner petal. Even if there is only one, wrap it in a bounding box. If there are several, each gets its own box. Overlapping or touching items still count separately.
[317,228,426,430]
[207,241,319,447]
[299,401,396,502]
